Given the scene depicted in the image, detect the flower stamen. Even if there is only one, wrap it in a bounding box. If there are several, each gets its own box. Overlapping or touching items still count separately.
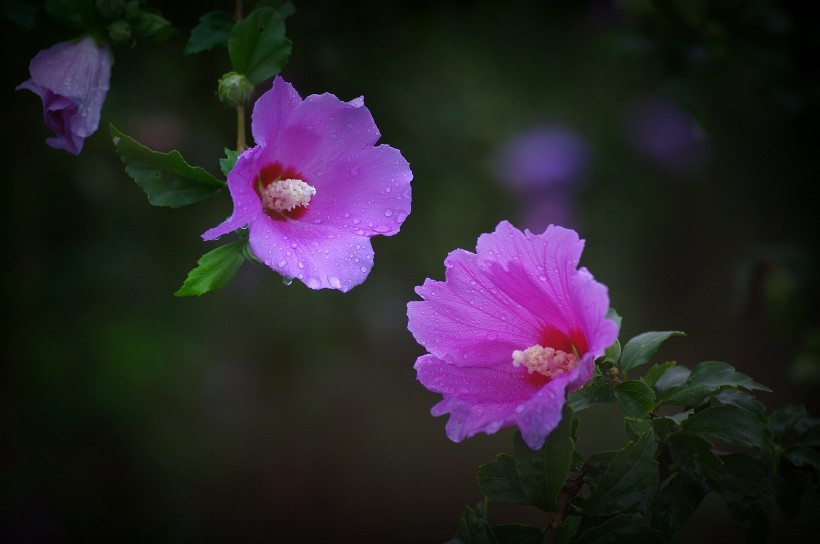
[261,178,316,213]
[512,345,579,379]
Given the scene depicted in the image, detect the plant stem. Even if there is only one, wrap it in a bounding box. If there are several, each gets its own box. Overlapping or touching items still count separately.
[234,0,246,151]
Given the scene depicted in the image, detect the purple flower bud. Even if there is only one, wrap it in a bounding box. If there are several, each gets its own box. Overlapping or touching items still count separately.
[17,36,112,155]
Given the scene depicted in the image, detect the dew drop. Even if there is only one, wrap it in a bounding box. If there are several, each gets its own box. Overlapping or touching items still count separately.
[329,277,341,289]
[538,275,547,282]
[278,260,287,267]
[384,209,393,217]
[360,266,367,273]
[352,218,361,225]
[282,277,293,286]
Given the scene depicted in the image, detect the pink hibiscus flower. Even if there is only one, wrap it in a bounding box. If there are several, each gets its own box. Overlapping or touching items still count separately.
[17,36,112,155]
[203,76,412,292]
[407,221,618,449]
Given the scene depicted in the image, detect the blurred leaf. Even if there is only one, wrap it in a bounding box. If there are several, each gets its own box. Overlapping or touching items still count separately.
[605,307,622,332]
[682,404,772,450]
[185,10,234,54]
[513,405,574,512]
[614,380,656,416]
[477,454,528,505]
[651,416,676,440]
[602,338,621,365]
[715,457,777,544]
[44,0,100,31]
[583,451,617,491]
[229,6,292,85]
[110,124,225,208]
[716,389,766,415]
[659,361,769,407]
[642,361,677,388]
[1,0,37,29]
[174,242,247,297]
[653,366,691,398]
[666,431,729,481]
[131,9,173,42]
[574,514,663,544]
[552,515,580,544]
[451,501,499,544]
[582,431,659,516]
[568,381,613,411]
[260,0,296,19]
[620,331,685,373]
[625,416,652,441]
[784,446,820,472]
[491,524,542,544]
[220,147,242,178]
[649,473,708,541]
[769,404,808,443]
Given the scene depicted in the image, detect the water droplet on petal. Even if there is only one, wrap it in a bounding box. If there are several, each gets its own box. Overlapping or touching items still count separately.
[278,260,287,267]
[384,209,393,217]
[282,277,293,286]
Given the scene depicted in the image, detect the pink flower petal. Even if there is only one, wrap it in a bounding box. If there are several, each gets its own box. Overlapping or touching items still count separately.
[248,217,374,292]
[251,76,303,148]
[202,147,264,241]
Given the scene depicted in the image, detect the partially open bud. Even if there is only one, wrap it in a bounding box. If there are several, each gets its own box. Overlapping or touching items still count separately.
[218,72,254,108]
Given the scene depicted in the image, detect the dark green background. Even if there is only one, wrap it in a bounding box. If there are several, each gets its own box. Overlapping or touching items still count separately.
[2,1,818,542]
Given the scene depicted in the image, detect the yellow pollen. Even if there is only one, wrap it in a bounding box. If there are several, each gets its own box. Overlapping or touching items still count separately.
[512,345,579,379]
[261,178,316,213]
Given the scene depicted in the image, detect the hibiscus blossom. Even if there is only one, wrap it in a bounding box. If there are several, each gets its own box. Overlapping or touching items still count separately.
[407,221,618,449]
[203,76,412,292]
[17,36,112,155]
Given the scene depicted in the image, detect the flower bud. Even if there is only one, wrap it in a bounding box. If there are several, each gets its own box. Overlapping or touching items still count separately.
[218,72,254,108]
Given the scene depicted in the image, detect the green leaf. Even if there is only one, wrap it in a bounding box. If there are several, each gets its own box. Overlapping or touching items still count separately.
[769,404,808,443]
[452,501,499,544]
[567,381,614,412]
[513,405,574,512]
[642,361,677,388]
[605,307,622,332]
[477,454,528,505]
[174,242,247,297]
[111,125,225,207]
[619,331,685,373]
[651,416,676,440]
[574,514,663,544]
[682,404,772,450]
[491,524,542,544]
[649,473,708,540]
[220,147,242,177]
[229,6,292,85]
[582,451,617,490]
[44,0,100,31]
[666,431,729,481]
[614,380,656,416]
[602,339,621,365]
[714,456,776,544]
[131,10,173,42]
[185,10,234,54]
[581,431,659,516]
[653,365,690,397]
[659,361,770,407]
[625,416,652,441]
[552,515,581,544]
[784,445,820,472]
[0,0,38,29]
[716,389,766,415]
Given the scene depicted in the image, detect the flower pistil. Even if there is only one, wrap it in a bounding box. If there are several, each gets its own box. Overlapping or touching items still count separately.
[512,345,579,379]
[261,178,316,213]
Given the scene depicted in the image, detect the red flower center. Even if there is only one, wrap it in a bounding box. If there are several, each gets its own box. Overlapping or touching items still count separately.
[255,162,315,220]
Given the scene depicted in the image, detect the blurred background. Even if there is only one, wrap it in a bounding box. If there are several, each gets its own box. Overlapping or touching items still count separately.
[1,0,819,542]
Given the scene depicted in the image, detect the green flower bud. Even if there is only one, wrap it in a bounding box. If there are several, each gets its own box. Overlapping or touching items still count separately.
[108,19,132,44]
[218,72,254,108]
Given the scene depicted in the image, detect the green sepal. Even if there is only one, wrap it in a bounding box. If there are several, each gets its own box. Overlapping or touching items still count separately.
[619,331,685,374]
[512,405,575,512]
[174,241,247,297]
[111,124,225,208]
[477,454,528,505]
[229,6,292,85]
[613,380,656,417]
[581,430,659,516]
[185,10,234,54]
[659,361,770,408]
[220,147,242,177]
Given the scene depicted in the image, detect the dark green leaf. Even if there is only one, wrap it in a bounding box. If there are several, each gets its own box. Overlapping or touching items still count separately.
[513,405,574,512]
[620,331,685,373]
[716,389,766,415]
[796,418,820,447]
[185,10,234,54]
[568,381,613,411]
[582,431,659,516]
[666,431,729,481]
[111,125,225,208]
[651,416,676,440]
[625,416,652,441]
[653,366,690,398]
[574,514,663,544]
[131,10,173,42]
[784,445,820,472]
[769,404,808,443]
[552,515,581,544]
[453,501,499,544]
[682,404,771,450]
[477,454,528,505]
[174,242,247,297]
[220,147,242,177]
[44,0,100,31]
[642,361,677,388]
[229,6,292,85]
[649,473,708,540]
[614,380,656,416]
[602,339,621,365]
[716,453,773,499]
[491,524,542,544]
[260,0,296,19]
[582,451,617,490]
[659,361,770,408]
[1,0,37,29]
